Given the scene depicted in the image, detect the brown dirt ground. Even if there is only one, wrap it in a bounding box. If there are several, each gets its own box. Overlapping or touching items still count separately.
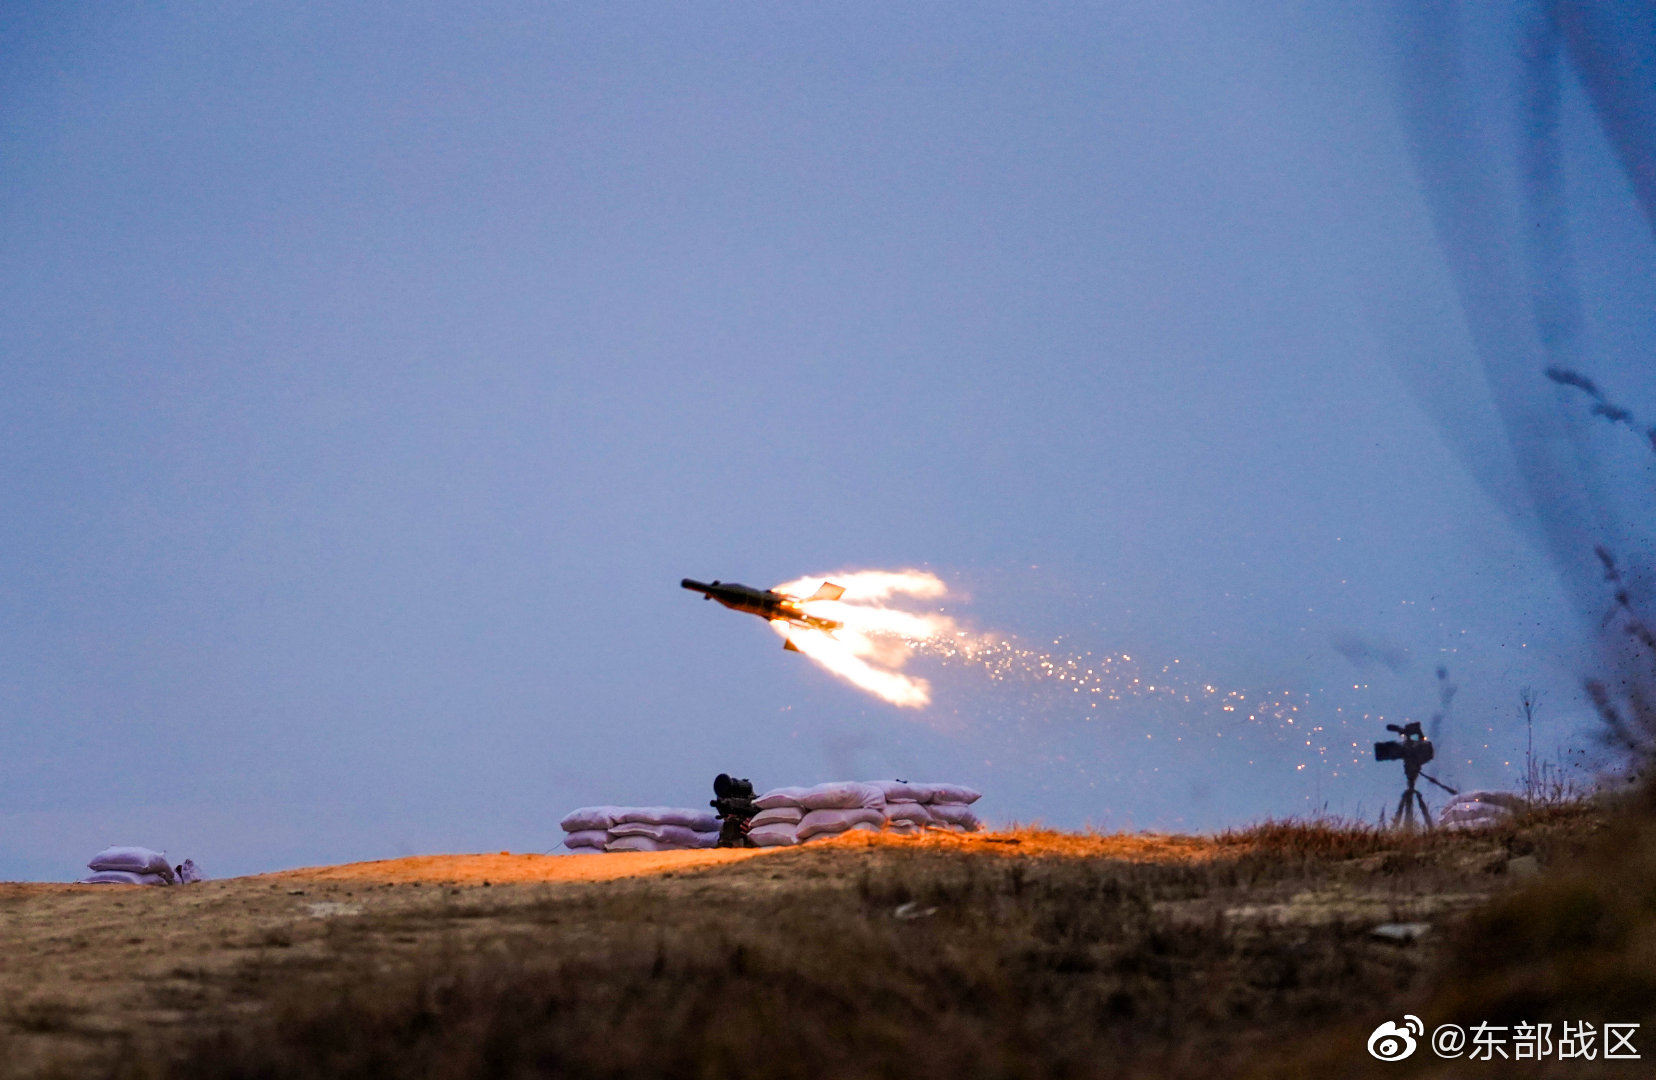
[0,822,1587,1078]
[0,830,1231,1076]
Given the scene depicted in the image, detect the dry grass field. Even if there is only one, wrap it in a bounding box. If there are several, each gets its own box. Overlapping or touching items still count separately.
[0,803,1645,1079]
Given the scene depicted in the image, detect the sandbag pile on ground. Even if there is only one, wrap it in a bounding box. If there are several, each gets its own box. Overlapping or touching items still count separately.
[747,780,983,847]
[560,806,721,853]
[76,847,205,886]
[1438,790,1524,829]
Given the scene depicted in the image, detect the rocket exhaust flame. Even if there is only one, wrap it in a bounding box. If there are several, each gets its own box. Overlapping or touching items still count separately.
[709,569,1344,781]
[768,570,966,708]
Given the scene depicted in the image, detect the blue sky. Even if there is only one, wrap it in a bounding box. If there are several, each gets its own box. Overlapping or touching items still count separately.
[3,3,1652,879]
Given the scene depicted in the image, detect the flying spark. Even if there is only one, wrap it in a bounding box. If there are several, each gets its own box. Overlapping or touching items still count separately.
[773,570,1312,735]
[772,570,1435,788]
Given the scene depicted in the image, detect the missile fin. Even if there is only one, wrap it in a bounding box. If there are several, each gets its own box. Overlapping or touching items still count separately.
[807,581,846,602]
[783,637,802,652]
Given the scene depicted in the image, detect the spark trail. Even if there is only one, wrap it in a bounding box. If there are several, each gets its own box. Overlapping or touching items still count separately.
[769,569,1380,779]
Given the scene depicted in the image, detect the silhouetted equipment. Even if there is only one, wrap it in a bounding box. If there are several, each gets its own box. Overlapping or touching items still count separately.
[1374,722,1458,828]
[710,773,758,848]
[681,578,846,648]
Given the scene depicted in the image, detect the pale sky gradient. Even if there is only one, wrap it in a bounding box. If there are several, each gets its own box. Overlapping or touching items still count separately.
[3,3,1652,880]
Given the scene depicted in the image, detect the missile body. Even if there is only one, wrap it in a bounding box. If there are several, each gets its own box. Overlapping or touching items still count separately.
[681,578,845,637]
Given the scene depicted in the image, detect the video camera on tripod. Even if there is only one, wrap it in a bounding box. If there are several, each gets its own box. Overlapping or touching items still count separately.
[1372,721,1457,828]
[1374,722,1434,769]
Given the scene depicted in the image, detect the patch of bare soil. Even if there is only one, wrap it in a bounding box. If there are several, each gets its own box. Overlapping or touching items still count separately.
[0,813,1608,1079]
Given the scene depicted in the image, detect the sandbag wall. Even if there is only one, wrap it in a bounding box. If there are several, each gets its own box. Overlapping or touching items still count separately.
[76,847,206,885]
[560,806,721,853]
[747,780,982,847]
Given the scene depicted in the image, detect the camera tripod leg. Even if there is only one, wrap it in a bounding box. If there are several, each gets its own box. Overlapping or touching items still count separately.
[1414,789,1434,829]
[1393,789,1416,829]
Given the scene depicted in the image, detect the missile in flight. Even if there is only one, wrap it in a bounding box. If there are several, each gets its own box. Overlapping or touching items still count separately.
[681,577,845,649]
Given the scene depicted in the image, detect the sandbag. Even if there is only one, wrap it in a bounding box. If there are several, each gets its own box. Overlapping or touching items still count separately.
[563,829,609,849]
[884,803,932,826]
[612,806,720,831]
[560,806,624,832]
[1441,815,1501,830]
[1450,790,1525,812]
[753,786,813,810]
[679,810,722,832]
[797,807,885,840]
[609,822,709,847]
[868,780,926,803]
[1440,791,1520,830]
[919,783,982,805]
[604,835,669,853]
[1441,799,1507,817]
[603,831,717,852]
[798,782,885,811]
[1440,806,1508,828]
[747,823,799,847]
[802,822,879,843]
[175,858,207,883]
[926,803,982,830]
[752,806,804,827]
[78,870,170,886]
[88,847,174,882]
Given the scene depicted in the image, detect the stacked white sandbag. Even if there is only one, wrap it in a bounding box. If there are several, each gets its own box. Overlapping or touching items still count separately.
[747,780,985,844]
[558,806,720,853]
[745,787,808,846]
[746,782,886,846]
[798,781,887,844]
[1439,790,1524,829]
[871,780,985,833]
[78,846,176,886]
[747,803,805,847]
[881,801,933,835]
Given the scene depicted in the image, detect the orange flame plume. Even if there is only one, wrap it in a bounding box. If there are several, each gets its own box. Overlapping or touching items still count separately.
[769,570,970,708]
